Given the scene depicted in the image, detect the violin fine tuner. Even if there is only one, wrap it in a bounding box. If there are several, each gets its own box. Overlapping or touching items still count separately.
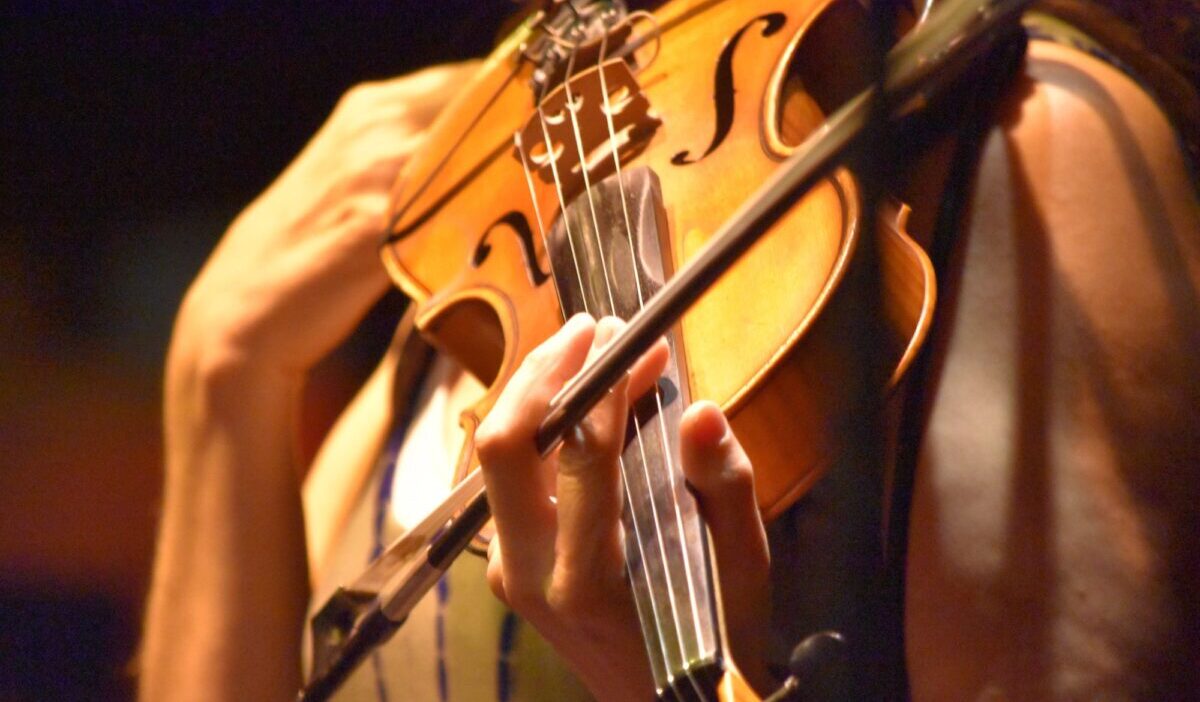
[524,0,633,96]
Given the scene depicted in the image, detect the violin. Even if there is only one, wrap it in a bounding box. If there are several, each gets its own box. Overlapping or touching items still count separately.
[300,0,1032,699]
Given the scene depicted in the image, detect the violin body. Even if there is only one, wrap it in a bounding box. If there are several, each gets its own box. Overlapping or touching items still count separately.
[297,0,972,698]
[382,0,934,520]
[376,0,938,698]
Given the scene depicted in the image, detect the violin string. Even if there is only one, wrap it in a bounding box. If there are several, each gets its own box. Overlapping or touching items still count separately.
[598,29,709,653]
[559,42,700,694]
[561,47,618,315]
[536,112,589,308]
[560,42,711,701]
[596,30,712,700]
[518,124,675,689]
[515,127,674,689]
[515,16,579,321]
[514,130,575,318]
[527,44,676,687]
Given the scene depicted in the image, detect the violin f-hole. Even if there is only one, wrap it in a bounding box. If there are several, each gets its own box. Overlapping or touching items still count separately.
[471,210,551,287]
[671,12,787,166]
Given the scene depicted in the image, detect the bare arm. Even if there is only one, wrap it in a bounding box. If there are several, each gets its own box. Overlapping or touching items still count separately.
[906,39,1200,700]
[139,62,478,702]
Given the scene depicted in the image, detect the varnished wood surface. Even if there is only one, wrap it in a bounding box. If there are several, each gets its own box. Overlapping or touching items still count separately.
[381,0,933,519]
[716,665,764,702]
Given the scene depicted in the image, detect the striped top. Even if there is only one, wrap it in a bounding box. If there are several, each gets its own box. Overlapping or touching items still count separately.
[310,355,594,702]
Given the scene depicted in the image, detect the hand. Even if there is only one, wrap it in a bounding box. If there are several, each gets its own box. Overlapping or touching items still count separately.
[171,62,477,380]
[476,314,772,700]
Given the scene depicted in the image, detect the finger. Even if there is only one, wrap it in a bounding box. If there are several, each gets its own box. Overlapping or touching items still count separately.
[486,537,508,605]
[326,63,477,148]
[624,334,670,404]
[553,317,634,592]
[486,312,597,450]
[348,61,480,114]
[477,313,596,588]
[678,401,770,673]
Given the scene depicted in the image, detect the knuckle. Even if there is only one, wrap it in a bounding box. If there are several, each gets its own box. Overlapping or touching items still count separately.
[338,81,380,109]
[557,420,618,476]
[504,580,548,615]
[522,343,555,372]
[474,418,517,467]
[544,574,621,627]
[568,416,605,452]
[545,581,595,621]
[708,442,755,493]
[485,561,508,604]
[724,456,755,492]
[691,453,756,506]
[329,82,392,136]
[327,192,384,231]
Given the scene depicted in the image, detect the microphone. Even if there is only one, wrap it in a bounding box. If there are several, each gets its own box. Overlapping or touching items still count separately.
[764,630,848,702]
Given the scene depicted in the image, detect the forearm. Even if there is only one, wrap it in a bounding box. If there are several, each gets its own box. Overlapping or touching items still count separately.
[141,327,311,702]
[135,60,499,700]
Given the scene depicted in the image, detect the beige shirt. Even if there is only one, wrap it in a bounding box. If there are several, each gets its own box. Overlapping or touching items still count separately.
[310,355,594,702]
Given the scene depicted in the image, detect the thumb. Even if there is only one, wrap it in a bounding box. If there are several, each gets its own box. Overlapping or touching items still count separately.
[679,401,771,687]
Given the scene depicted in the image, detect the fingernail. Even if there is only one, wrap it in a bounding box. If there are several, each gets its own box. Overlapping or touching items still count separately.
[566,312,594,333]
[592,316,622,348]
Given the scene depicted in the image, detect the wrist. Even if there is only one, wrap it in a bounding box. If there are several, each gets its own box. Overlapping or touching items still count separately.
[164,302,305,470]
[167,282,304,393]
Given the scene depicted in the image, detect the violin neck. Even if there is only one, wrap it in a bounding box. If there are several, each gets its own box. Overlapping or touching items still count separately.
[546,165,726,699]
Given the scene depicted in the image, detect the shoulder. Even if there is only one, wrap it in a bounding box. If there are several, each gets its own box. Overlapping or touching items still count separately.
[997,35,1196,204]
[904,32,1200,701]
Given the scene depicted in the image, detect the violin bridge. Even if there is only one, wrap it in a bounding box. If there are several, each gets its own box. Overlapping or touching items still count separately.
[515,59,660,204]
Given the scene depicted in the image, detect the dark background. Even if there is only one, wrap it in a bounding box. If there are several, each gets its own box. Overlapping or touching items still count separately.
[0,4,513,699]
[0,2,1196,700]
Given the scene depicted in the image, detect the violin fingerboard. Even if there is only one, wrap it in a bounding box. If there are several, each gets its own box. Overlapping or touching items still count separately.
[546,166,724,699]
